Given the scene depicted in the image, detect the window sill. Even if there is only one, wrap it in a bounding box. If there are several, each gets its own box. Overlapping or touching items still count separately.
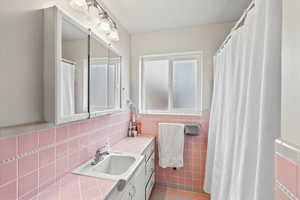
[139,111,203,117]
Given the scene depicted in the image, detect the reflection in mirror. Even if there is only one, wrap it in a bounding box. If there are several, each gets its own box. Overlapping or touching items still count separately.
[90,36,109,112]
[108,49,121,109]
[89,34,121,115]
[61,19,89,119]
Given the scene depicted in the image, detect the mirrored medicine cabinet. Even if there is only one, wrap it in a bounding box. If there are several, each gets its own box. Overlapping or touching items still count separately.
[44,6,122,125]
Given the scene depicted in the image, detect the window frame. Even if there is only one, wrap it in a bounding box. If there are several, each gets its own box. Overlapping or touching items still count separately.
[139,51,203,116]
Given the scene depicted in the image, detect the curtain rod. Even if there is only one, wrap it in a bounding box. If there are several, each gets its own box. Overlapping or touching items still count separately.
[217,0,255,53]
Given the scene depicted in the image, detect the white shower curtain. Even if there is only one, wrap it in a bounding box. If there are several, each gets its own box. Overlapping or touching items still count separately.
[204,0,282,199]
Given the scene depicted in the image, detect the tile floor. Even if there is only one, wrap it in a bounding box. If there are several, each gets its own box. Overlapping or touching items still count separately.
[150,186,210,200]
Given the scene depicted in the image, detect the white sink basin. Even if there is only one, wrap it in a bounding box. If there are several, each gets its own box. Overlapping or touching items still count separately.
[72,152,144,180]
[92,155,136,175]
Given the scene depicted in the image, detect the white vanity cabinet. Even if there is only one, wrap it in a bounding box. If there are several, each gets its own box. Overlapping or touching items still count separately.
[131,159,146,200]
[107,138,156,200]
[107,160,145,200]
[143,139,155,200]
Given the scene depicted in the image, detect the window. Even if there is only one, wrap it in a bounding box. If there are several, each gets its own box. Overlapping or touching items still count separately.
[140,52,202,115]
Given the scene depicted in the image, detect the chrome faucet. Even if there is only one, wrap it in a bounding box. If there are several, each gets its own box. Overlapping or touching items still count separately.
[91,147,109,165]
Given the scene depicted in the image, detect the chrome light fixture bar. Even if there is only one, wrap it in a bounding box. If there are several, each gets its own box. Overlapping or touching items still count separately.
[70,0,120,41]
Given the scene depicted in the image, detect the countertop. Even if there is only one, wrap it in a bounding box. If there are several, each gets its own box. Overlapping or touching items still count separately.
[30,136,155,200]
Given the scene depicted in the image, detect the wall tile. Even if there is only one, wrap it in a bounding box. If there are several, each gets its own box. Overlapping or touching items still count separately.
[275,154,297,195]
[38,128,55,148]
[297,165,300,199]
[0,137,17,161]
[39,163,55,188]
[18,171,38,197]
[0,160,17,186]
[56,156,69,178]
[18,131,38,155]
[56,143,68,159]
[37,182,60,200]
[0,112,130,199]
[69,123,81,136]
[275,185,290,200]
[18,153,38,177]
[140,114,209,190]
[69,152,80,170]
[0,181,17,200]
[55,126,69,142]
[275,140,300,200]
[68,138,80,154]
[39,147,55,168]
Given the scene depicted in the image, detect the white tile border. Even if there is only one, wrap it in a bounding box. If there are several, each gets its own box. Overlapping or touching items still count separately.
[275,138,300,200]
[0,119,129,165]
[277,181,298,200]
[275,139,300,165]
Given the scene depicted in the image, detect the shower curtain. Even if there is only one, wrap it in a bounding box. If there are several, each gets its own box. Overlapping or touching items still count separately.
[204,0,282,199]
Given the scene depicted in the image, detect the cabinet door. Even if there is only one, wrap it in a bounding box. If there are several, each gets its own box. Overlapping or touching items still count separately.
[132,162,146,200]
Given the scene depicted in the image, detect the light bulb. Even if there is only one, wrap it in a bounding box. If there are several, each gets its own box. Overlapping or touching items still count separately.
[96,17,112,33]
[107,28,120,41]
[70,0,87,10]
[87,5,100,24]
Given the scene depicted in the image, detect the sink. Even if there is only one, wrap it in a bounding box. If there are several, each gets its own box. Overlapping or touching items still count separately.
[72,152,144,181]
[92,155,136,175]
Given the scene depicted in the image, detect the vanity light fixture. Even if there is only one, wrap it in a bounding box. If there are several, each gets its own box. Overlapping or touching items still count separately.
[107,24,119,41]
[96,12,112,33]
[87,4,100,24]
[69,0,120,41]
[70,0,88,11]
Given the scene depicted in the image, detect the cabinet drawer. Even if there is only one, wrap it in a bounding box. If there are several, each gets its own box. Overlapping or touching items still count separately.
[144,140,155,162]
[145,152,155,181]
[145,172,155,200]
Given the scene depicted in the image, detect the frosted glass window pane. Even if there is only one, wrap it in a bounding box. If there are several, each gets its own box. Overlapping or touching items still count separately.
[144,60,169,110]
[90,64,107,110]
[173,60,196,109]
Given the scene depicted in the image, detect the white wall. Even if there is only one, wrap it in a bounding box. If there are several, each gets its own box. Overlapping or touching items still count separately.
[130,23,233,111]
[281,0,300,146]
[0,0,131,127]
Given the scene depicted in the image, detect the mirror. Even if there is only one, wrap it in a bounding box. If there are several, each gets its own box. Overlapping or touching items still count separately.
[44,7,122,124]
[60,18,89,120]
[89,34,121,116]
[108,49,121,110]
[89,34,109,113]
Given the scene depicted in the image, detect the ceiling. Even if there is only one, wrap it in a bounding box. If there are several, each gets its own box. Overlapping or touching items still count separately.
[102,0,252,33]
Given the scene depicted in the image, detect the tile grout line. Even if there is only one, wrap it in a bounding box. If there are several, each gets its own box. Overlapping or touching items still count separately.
[276,152,298,166]
[0,119,129,165]
[276,181,298,200]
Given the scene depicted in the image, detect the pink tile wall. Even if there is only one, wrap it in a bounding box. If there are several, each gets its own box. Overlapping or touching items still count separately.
[274,140,300,200]
[0,112,130,200]
[139,114,209,191]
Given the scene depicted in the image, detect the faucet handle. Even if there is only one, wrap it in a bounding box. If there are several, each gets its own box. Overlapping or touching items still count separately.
[96,146,110,155]
[96,147,104,153]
